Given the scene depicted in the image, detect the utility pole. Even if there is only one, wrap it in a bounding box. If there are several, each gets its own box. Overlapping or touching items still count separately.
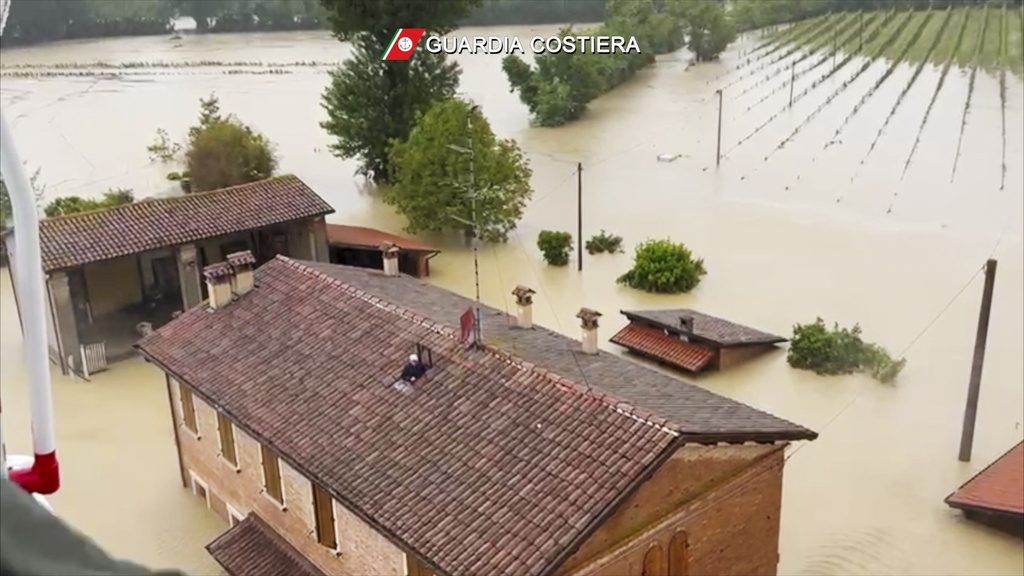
[715,89,723,167]
[789,61,796,108]
[958,259,998,462]
[577,162,583,272]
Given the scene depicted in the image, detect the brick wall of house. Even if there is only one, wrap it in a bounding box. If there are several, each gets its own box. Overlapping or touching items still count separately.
[559,443,786,576]
[168,378,407,576]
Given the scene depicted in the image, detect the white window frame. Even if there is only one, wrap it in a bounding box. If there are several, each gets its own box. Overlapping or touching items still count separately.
[310,484,341,554]
[258,444,287,511]
[216,412,240,472]
[189,471,210,508]
[227,503,245,527]
[177,381,201,439]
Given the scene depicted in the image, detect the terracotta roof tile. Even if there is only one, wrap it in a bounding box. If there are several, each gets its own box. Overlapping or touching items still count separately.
[206,514,326,576]
[622,309,787,347]
[610,323,716,373]
[34,175,333,271]
[946,441,1024,516]
[326,224,437,253]
[139,258,678,576]
[301,262,815,444]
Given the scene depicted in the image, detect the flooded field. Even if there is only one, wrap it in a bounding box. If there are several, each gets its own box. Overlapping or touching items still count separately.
[1,23,1022,575]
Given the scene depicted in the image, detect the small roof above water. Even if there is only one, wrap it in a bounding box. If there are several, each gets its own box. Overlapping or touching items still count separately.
[326,223,438,254]
[945,441,1024,518]
[620,309,788,347]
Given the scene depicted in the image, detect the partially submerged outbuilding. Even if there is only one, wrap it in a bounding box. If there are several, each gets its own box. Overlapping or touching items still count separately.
[3,175,333,376]
[945,441,1024,537]
[610,309,787,374]
[326,224,438,278]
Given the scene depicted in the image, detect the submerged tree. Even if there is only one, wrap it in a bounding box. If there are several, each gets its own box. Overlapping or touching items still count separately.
[386,99,532,242]
[671,0,736,62]
[184,94,277,192]
[43,188,135,218]
[319,0,479,182]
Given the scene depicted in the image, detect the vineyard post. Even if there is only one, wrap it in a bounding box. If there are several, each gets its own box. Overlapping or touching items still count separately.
[789,61,796,108]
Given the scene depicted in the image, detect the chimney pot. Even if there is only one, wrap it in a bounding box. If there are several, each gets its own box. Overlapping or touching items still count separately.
[576,307,602,354]
[512,285,536,329]
[203,262,235,310]
[226,250,256,296]
[380,242,401,276]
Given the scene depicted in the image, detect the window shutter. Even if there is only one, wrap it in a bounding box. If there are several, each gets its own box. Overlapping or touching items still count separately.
[217,413,237,466]
[261,445,283,503]
[312,484,337,549]
[180,386,197,433]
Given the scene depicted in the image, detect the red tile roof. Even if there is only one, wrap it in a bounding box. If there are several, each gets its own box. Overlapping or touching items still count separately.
[610,323,716,373]
[139,257,677,576]
[621,309,786,347]
[206,514,326,576]
[946,441,1024,516]
[32,175,333,271]
[326,224,438,253]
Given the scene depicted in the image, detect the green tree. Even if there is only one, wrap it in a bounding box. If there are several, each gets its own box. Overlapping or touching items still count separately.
[0,179,11,227]
[617,239,706,293]
[672,0,736,62]
[386,99,533,242]
[319,0,480,182]
[184,94,277,192]
[43,188,135,218]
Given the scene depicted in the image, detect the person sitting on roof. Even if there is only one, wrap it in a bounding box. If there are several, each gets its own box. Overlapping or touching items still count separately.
[400,354,427,383]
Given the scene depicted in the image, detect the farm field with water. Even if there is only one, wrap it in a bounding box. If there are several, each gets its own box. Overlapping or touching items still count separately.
[1,14,1022,575]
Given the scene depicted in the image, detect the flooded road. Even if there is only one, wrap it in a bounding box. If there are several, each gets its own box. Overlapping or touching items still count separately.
[2,25,1022,575]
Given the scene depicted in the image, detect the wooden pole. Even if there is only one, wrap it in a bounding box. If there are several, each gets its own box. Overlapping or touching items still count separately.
[577,162,583,272]
[958,258,998,462]
[715,89,723,167]
[789,61,796,108]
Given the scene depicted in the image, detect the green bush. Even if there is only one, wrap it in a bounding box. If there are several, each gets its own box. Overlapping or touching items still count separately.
[537,230,573,266]
[586,230,624,255]
[787,318,906,383]
[617,239,706,293]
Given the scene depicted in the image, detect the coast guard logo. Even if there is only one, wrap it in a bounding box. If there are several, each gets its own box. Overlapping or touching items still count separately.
[382,28,426,61]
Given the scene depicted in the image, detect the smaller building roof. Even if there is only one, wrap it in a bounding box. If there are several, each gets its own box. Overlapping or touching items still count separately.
[25,175,333,272]
[945,441,1024,517]
[326,224,438,253]
[620,309,787,347]
[206,514,326,576]
[610,324,716,373]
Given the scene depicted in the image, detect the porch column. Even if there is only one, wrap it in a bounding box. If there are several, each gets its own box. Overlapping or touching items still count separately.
[175,243,202,309]
[48,271,81,375]
[311,218,329,263]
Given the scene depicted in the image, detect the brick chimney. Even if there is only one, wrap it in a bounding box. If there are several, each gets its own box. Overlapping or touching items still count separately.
[679,315,694,335]
[576,308,602,355]
[380,242,400,277]
[511,285,536,329]
[226,250,256,296]
[203,262,234,310]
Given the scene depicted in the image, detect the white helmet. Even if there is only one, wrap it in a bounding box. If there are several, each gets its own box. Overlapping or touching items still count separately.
[409,354,419,362]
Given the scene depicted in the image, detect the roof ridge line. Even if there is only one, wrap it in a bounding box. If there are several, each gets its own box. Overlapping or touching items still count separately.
[279,257,678,438]
[40,174,302,223]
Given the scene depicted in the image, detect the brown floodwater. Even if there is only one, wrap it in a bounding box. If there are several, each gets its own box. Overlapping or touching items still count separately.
[1,25,1022,575]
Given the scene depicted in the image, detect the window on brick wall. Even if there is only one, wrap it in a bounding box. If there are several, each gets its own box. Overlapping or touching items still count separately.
[669,532,689,576]
[260,444,284,505]
[179,384,198,434]
[217,412,238,468]
[642,544,665,576]
[312,484,337,550]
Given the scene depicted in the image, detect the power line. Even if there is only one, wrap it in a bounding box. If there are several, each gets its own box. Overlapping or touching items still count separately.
[897,263,984,358]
